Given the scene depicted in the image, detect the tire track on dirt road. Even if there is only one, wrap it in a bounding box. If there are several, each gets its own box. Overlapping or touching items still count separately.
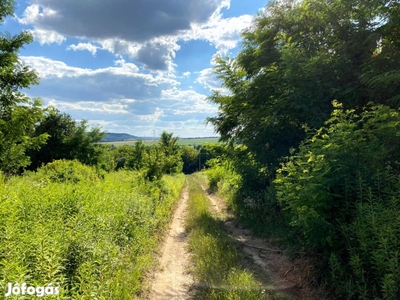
[194,176,330,300]
[146,182,194,300]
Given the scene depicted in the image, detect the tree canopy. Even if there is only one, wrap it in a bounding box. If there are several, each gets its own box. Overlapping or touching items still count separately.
[0,0,48,174]
[27,108,106,170]
[207,0,400,172]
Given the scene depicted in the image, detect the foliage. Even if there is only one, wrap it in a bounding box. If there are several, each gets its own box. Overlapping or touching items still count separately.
[275,102,400,251]
[204,158,226,192]
[275,102,400,298]
[207,0,400,177]
[330,177,400,299]
[205,1,400,297]
[180,145,198,174]
[113,144,133,170]
[198,142,226,170]
[26,108,106,171]
[0,1,48,174]
[127,139,146,170]
[111,132,183,180]
[0,162,185,299]
[112,141,146,171]
[204,155,288,239]
[158,131,182,174]
[142,144,167,181]
[0,99,48,174]
[26,159,102,184]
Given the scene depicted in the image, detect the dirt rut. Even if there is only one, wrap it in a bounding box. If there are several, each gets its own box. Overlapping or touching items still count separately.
[147,184,194,300]
[196,179,329,300]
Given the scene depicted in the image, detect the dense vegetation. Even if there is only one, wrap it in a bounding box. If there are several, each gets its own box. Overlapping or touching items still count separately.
[0,160,185,299]
[0,2,197,297]
[205,0,400,298]
[2,0,400,298]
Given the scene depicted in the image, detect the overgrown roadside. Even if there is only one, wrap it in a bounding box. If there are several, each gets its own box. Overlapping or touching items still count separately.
[186,175,290,299]
[191,174,330,300]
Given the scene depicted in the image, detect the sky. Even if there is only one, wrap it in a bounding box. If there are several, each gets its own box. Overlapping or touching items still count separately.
[5,0,268,138]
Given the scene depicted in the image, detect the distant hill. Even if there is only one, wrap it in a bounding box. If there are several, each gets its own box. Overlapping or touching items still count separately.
[100,132,154,142]
[100,133,138,142]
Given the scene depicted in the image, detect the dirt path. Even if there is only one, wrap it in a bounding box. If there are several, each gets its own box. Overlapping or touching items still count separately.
[195,178,329,300]
[147,183,194,300]
[145,177,328,300]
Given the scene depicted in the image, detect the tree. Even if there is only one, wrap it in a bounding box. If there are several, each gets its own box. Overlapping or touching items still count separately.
[27,109,105,169]
[27,108,76,169]
[64,119,105,166]
[181,146,198,174]
[0,0,48,174]
[207,0,400,175]
[158,131,182,174]
[112,141,146,171]
[126,140,146,170]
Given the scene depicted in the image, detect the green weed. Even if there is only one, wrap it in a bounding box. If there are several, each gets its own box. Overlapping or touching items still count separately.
[186,176,288,300]
[0,161,185,299]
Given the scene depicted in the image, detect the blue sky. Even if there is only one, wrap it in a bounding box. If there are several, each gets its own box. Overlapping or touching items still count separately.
[6,0,268,137]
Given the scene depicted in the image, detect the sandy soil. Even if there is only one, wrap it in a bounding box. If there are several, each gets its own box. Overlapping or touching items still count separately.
[146,183,194,300]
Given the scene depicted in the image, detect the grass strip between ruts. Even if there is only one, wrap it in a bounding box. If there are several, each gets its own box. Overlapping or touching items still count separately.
[185,175,288,300]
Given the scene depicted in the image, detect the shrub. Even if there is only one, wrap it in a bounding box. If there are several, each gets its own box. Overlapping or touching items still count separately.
[275,101,400,298]
[29,159,101,183]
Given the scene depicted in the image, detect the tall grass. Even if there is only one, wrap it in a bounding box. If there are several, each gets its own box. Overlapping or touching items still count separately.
[186,176,288,300]
[0,160,185,299]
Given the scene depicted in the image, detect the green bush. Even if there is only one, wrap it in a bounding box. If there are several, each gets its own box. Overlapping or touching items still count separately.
[181,145,198,174]
[275,101,400,298]
[28,159,101,183]
[328,170,400,299]
[205,158,226,192]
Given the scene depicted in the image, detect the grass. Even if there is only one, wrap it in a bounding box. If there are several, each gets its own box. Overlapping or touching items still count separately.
[0,162,185,299]
[185,175,289,300]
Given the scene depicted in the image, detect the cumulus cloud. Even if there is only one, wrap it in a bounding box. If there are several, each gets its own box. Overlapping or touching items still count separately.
[161,88,218,116]
[67,43,98,56]
[21,56,216,136]
[187,14,253,53]
[29,28,66,45]
[14,0,252,136]
[19,0,225,42]
[21,56,178,102]
[16,0,251,71]
[136,39,180,71]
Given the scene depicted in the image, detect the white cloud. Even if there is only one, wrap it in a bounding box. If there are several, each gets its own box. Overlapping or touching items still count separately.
[138,108,164,122]
[161,88,218,115]
[184,4,253,53]
[29,28,66,45]
[49,100,129,115]
[195,67,229,95]
[21,56,214,121]
[18,4,59,25]
[67,43,98,56]
[21,56,169,81]
[14,0,254,136]
[16,0,253,71]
